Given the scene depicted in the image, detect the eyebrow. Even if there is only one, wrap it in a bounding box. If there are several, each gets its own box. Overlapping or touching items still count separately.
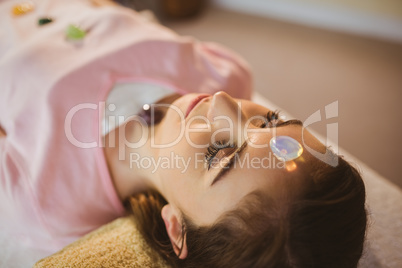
[210,118,303,186]
[275,119,303,128]
[210,141,248,186]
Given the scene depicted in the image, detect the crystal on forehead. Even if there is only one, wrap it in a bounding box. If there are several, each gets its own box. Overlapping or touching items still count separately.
[270,136,303,161]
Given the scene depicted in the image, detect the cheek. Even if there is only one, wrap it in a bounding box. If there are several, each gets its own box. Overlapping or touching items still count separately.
[156,141,208,205]
[157,113,211,148]
[160,161,205,217]
[158,119,212,165]
[156,135,206,186]
[157,116,184,146]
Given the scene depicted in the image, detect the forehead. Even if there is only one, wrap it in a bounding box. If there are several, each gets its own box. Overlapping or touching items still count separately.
[247,120,326,158]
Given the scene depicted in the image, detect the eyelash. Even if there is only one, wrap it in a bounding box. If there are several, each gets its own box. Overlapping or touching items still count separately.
[205,141,235,170]
[260,110,281,128]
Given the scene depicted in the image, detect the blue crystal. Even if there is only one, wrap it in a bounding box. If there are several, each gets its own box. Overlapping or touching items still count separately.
[270,136,303,161]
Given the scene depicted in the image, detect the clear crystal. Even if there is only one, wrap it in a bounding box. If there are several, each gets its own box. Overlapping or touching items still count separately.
[270,136,303,161]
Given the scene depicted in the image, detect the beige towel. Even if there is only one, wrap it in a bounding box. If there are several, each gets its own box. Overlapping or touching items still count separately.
[34,216,171,268]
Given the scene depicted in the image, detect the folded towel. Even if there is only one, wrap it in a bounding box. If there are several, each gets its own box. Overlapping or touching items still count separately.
[34,216,170,268]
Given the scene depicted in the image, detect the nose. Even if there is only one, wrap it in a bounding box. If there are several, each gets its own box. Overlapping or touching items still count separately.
[207,91,247,143]
[207,91,241,120]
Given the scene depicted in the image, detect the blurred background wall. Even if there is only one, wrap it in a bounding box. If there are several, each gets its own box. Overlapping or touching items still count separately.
[215,0,402,18]
[214,0,402,43]
[293,0,402,18]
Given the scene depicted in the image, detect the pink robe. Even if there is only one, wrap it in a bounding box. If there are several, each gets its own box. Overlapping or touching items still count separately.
[0,0,252,254]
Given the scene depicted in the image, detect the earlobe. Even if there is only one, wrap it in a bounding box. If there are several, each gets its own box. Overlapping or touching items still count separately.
[161,204,188,259]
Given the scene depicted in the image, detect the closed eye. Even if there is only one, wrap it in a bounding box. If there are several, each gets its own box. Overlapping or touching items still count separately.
[205,141,237,170]
[259,111,303,128]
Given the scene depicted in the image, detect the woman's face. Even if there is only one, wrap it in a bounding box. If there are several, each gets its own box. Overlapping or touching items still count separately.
[152,92,325,226]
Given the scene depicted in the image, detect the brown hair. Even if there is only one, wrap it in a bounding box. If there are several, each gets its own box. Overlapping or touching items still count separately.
[129,155,367,268]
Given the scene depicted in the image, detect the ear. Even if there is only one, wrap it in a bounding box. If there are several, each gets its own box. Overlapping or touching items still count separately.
[161,204,188,259]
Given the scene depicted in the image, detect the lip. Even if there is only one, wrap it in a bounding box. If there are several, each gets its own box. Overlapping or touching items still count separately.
[185,94,210,118]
